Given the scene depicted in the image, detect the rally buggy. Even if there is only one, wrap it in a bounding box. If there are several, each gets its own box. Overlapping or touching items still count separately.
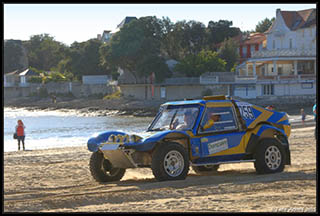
[87,95,291,182]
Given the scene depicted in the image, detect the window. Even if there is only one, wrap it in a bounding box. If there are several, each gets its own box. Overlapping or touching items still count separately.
[242,46,247,56]
[199,106,237,133]
[278,66,283,75]
[150,106,199,131]
[160,87,166,98]
[261,66,265,75]
[289,39,292,49]
[301,82,313,89]
[272,40,275,49]
[251,46,255,55]
[20,76,26,84]
[263,84,274,95]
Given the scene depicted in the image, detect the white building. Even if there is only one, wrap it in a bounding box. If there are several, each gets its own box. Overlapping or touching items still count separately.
[235,8,316,99]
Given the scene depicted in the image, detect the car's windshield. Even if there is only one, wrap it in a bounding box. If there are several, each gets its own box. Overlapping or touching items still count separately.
[149,106,199,131]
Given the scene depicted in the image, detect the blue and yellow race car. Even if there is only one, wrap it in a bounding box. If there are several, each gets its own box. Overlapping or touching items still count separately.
[87,95,291,182]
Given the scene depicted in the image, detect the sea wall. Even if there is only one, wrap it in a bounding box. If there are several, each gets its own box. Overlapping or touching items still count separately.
[3,82,119,99]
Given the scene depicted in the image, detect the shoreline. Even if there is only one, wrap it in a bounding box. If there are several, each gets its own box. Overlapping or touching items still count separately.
[4,96,162,117]
[4,96,314,117]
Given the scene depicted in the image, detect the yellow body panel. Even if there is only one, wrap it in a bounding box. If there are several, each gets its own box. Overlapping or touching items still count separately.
[206,102,233,107]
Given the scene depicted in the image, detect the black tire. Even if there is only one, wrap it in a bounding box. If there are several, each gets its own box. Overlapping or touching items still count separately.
[89,151,126,183]
[254,138,285,174]
[151,143,189,181]
[192,164,220,174]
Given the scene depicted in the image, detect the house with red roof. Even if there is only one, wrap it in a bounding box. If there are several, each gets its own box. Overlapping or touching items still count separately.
[234,8,316,99]
[239,33,266,64]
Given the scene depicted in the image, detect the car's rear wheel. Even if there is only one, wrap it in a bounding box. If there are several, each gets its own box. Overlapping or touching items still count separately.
[192,164,220,174]
[89,151,126,182]
[151,143,189,181]
[254,138,285,174]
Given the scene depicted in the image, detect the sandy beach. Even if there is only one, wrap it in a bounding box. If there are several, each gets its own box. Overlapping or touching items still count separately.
[4,125,317,212]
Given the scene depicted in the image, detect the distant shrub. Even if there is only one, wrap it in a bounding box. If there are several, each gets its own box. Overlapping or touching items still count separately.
[103,91,122,100]
[28,75,42,83]
[48,71,67,82]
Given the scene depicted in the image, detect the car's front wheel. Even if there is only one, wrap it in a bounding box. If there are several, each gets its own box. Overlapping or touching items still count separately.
[89,151,126,182]
[254,138,285,174]
[151,143,189,181]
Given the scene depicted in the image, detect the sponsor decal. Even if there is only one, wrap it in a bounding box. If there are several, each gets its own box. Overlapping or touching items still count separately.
[207,138,229,155]
[201,138,208,143]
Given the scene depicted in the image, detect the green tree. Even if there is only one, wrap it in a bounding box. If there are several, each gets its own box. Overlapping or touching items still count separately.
[66,39,105,80]
[218,38,239,71]
[160,19,207,60]
[100,16,167,82]
[174,50,226,77]
[255,17,275,33]
[22,34,67,71]
[206,20,241,49]
[4,40,25,73]
[136,55,171,83]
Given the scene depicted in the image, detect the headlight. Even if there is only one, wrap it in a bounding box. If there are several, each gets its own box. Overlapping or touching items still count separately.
[129,135,136,143]
[108,134,116,142]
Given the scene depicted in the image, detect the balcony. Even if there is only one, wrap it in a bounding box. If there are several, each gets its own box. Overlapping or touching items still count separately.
[235,75,257,83]
[236,74,316,83]
[252,48,316,58]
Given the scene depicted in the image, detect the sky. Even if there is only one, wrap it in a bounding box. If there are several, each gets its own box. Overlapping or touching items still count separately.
[4,3,316,46]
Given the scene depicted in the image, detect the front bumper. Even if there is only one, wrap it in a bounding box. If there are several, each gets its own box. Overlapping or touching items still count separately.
[99,143,138,168]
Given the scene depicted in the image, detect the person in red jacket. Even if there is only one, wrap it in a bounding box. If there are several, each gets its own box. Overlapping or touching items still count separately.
[15,120,26,151]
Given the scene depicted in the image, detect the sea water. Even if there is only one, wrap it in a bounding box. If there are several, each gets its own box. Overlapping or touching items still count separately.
[3,107,153,152]
[3,107,311,152]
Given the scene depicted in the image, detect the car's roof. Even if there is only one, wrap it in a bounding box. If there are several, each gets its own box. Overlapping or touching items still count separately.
[162,96,235,106]
[162,99,206,106]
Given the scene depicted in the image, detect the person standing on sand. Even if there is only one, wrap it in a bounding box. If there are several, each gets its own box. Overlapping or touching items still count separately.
[313,103,317,140]
[301,108,306,126]
[15,120,26,151]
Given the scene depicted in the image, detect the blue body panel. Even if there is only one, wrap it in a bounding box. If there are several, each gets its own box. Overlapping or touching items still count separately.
[123,130,191,151]
[193,153,246,165]
[87,130,192,152]
[87,131,126,152]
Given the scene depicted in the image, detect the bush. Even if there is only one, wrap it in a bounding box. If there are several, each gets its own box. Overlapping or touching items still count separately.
[48,71,67,82]
[28,75,42,83]
[103,91,122,100]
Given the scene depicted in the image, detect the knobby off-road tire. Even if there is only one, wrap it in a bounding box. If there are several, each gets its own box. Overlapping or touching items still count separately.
[254,138,285,174]
[192,164,220,174]
[89,151,126,183]
[151,143,189,181]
